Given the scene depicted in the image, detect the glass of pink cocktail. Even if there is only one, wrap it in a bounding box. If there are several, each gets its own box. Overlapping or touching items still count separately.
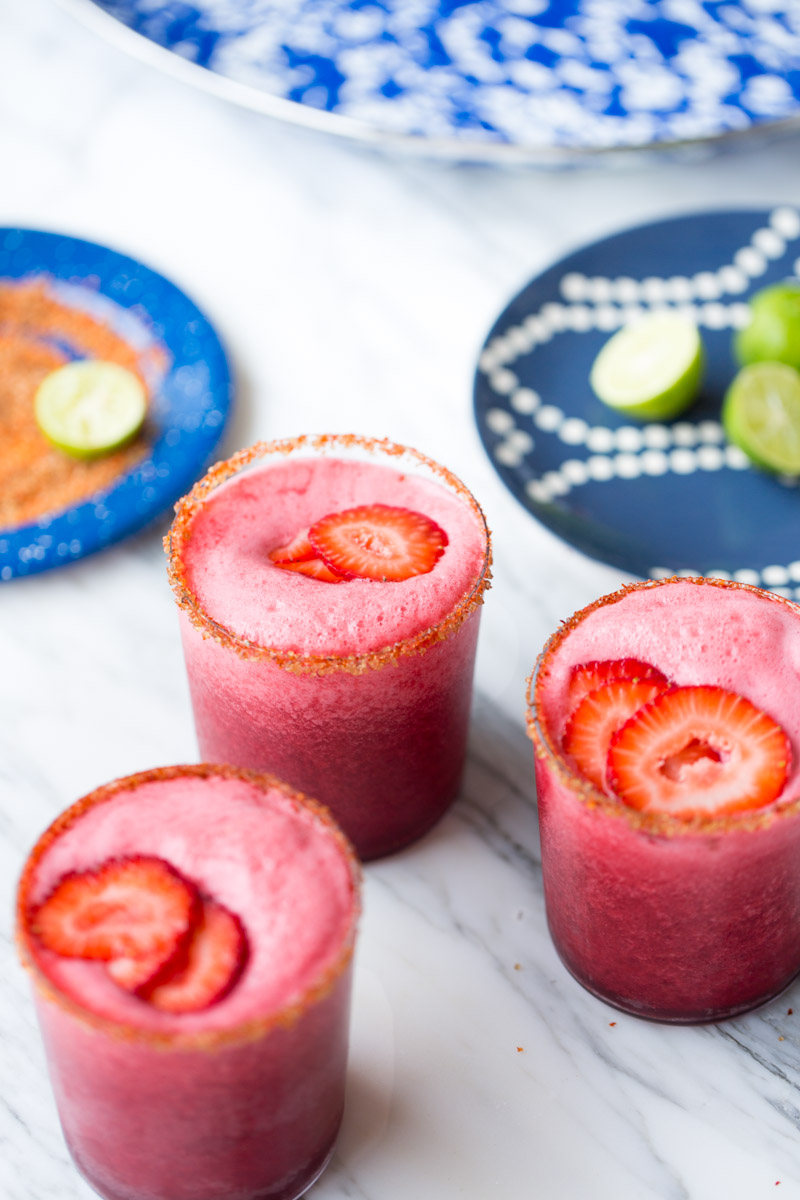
[527,577,800,1024]
[165,434,492,861]
[17,763,360,1200]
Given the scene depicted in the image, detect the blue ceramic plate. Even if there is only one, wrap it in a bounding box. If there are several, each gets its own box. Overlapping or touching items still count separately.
[0,229,232,580]
[57,0,800,163]
[474,206,800,596]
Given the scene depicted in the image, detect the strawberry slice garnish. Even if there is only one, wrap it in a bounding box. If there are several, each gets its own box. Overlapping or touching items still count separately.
[564,679,670,791]
[268,528,315,563]
[309,504,447,582]
[268,528,345,581]
[607,686,791,818]
[139,898,248,1014]
[107,944,180,993]
[567,658,668,713]
[277,557,345,583]
[31,856,198,963]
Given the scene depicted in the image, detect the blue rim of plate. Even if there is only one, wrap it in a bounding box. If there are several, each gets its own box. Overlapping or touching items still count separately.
[474,205,800,600]
[55,0,800,164]
[0,228,232,580]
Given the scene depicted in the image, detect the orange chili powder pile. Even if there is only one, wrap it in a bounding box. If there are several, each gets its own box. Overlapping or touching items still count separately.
[0,279,163,529]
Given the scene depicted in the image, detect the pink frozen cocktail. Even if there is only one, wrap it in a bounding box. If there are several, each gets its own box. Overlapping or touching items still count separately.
[527,577,800,1023]
[165,435,492,861]
[17,763,360,1200]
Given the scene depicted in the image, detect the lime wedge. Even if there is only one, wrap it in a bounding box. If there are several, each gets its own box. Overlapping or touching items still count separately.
[35,361,147,459]
[735,282,800,371]
[722,362,800,475]
[589,312,703,420]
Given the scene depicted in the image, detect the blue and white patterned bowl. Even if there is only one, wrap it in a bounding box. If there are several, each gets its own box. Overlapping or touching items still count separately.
[57,0,800,163]
[474,206,800,596]
[0,229,232,580]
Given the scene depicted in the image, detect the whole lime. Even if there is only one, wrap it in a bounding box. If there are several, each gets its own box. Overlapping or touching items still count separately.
[735,282,800,371]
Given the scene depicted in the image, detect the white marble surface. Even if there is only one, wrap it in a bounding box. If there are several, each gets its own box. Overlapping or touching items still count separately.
[4,3,800,1198]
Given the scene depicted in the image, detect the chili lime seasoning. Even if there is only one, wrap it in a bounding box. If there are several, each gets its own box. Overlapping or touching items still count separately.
[0,280,162,528]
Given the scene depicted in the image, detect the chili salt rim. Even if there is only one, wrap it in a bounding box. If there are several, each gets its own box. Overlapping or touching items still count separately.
[526,575,800,839]
[164,433,493,675]
[16,762,361,1052]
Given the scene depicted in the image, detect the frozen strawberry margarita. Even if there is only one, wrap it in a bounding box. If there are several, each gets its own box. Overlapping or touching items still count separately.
[17,764,360,1200]
[527,577,800,1023]
[166,435,492,860]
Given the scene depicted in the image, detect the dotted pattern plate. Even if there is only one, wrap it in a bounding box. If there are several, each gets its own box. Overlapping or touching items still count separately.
[0,229,232,580]
[474,206,800,596]
[63,0,800,161]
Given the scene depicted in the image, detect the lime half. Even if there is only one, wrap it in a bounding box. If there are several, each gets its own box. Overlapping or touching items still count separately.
[723,362,800,475]
[589,312,703,421]
[35,361,147,459]
[735,282,800,371]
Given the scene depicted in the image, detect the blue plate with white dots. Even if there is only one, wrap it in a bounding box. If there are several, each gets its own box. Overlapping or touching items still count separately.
[58,0,800,163]
[0,229,232,580]
[474,206,800,597]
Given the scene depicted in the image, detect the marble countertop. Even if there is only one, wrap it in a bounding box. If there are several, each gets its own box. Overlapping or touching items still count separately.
[4,3,800,1198]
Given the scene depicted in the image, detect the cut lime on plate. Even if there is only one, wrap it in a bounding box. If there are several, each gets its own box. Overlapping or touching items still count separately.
[735,282,800,372]
[35,361,147,458]
[589,312,703,420]
[723,362,800,476]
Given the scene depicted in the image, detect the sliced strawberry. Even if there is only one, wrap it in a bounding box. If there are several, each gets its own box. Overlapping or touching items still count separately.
[277,557,345,583]
[567,659,668,713]
[31,856,198,963]
[269,526,346,581]
[564,679,670,791]
[309,504,447,582]
[141,898,248,1014]
[608,686,791,818]
[107,945,179,993]
[268,528,315,563]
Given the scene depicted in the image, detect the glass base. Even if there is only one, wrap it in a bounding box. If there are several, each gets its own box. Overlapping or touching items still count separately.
[553,941,800,1025]
[70,1132,338,1200]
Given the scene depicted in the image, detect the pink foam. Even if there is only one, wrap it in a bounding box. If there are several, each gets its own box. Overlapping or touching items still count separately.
[538,580,800,803]
[27,773,356,1034]
[181,457,487,655]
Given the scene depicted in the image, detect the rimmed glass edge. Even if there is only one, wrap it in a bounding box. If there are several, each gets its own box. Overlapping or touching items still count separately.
[16,762,362,1052]
[525,575,800,839]
[164,432,493,676]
